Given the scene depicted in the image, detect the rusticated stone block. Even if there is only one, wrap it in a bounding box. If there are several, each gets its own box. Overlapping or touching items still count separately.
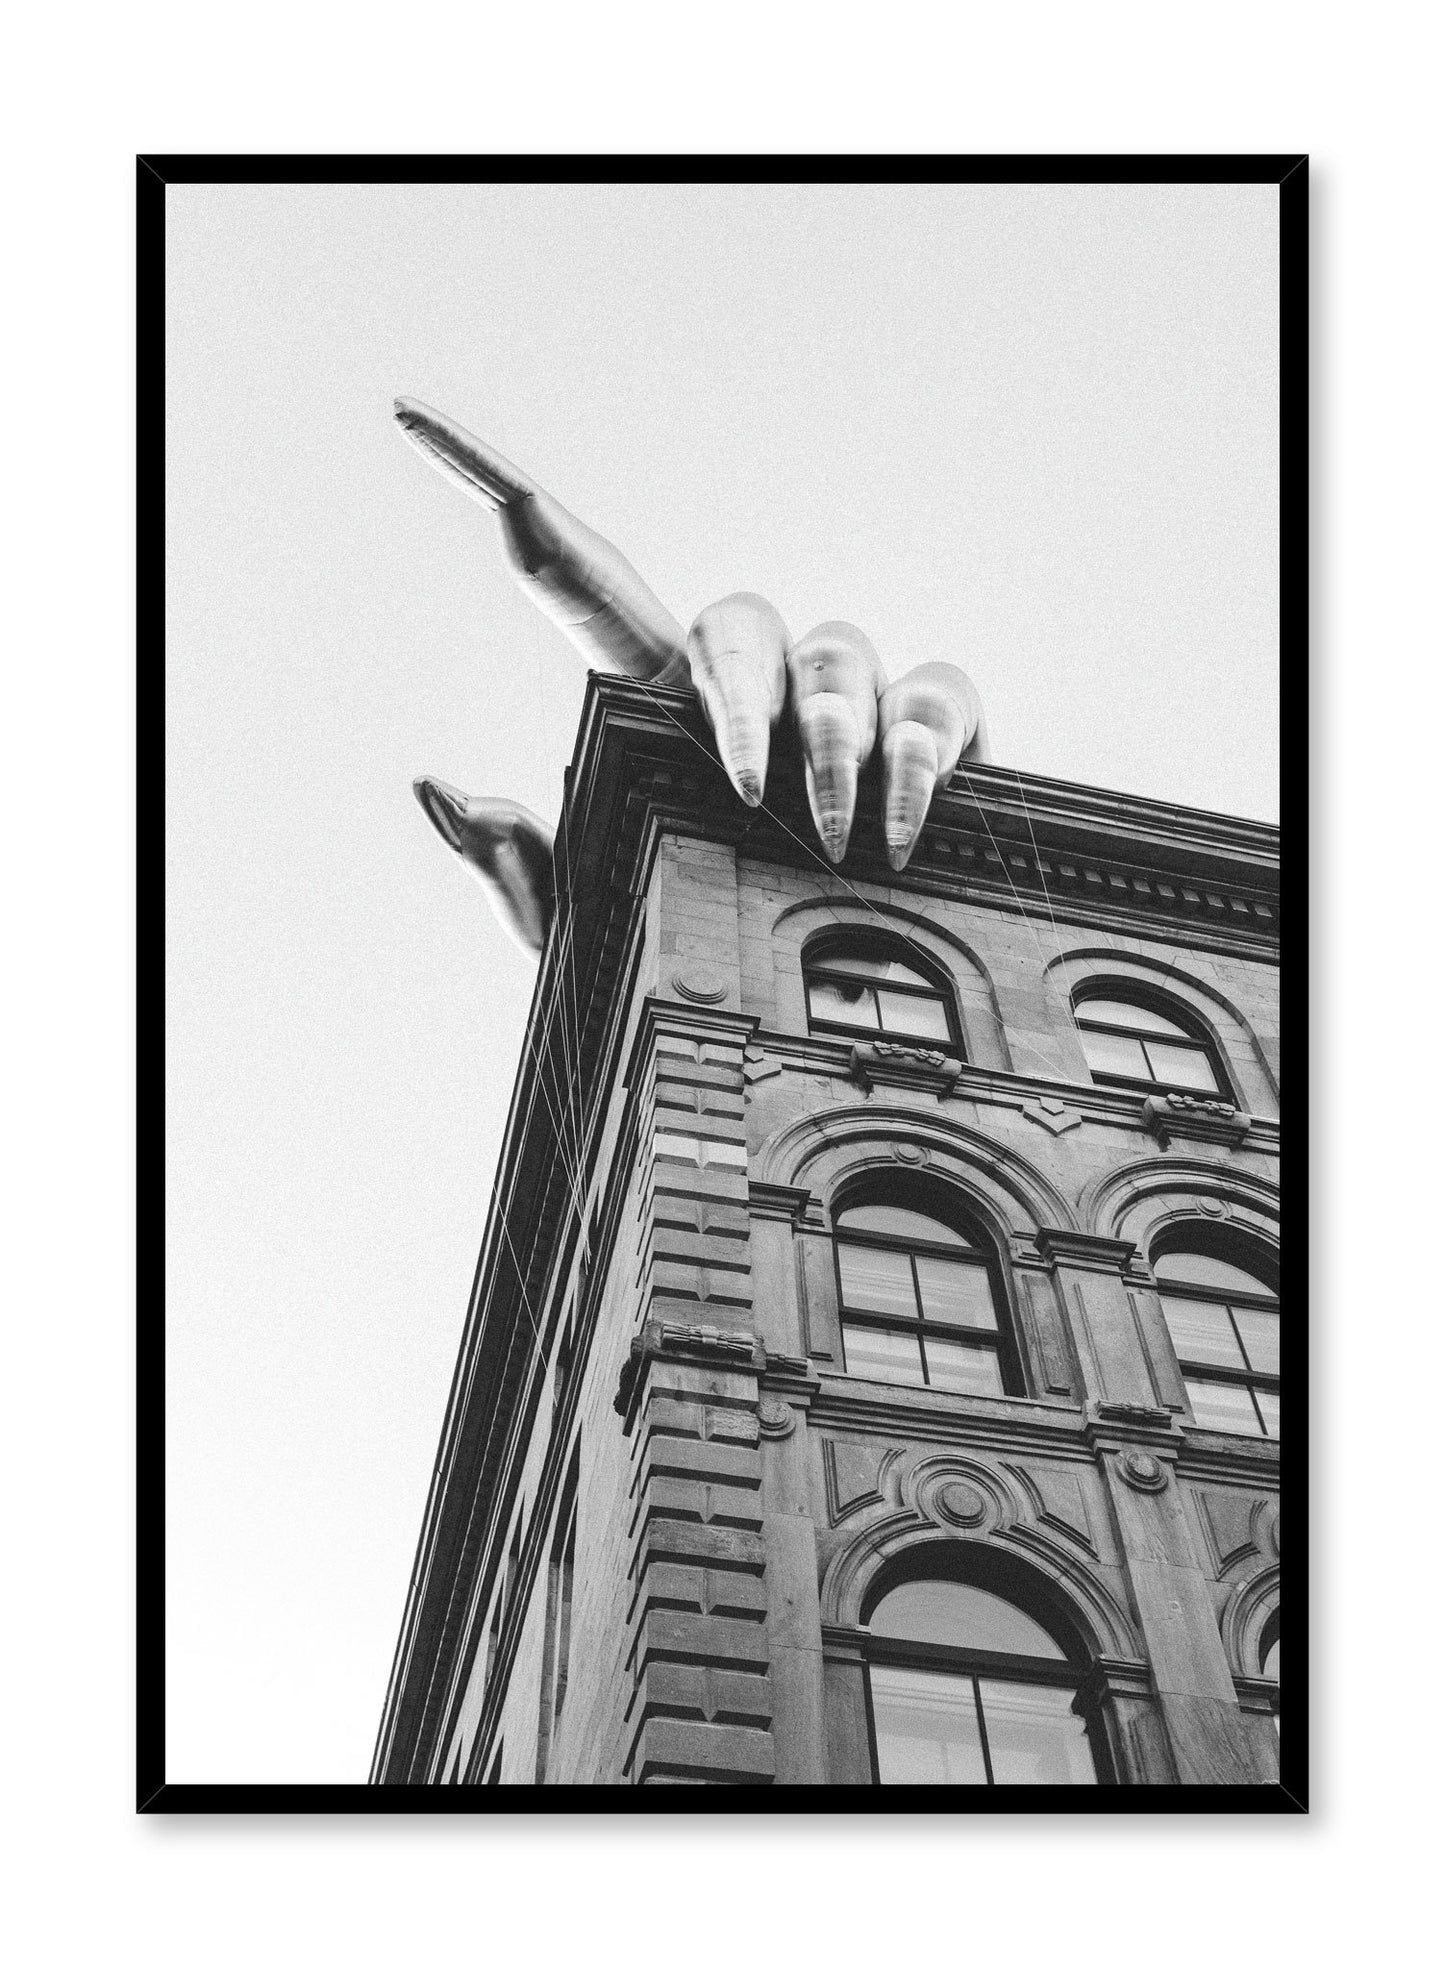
[636,1433,762,1491]
[636,1399,760,1449]
[630,1476,766,1537]
[645,1258,754,1311]
[643,1227,754,1273]
[632,1519,766,1576]
[629,1608,771,1672]
[627,1718,774,1784]
[629,1562,769,1623]
[625,1661,773,1732]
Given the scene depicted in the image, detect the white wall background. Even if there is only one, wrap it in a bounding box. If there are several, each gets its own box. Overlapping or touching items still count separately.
[5,4,1440,1966]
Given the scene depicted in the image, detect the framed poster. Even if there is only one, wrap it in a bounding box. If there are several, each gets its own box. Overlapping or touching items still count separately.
[146,156,1302,1810]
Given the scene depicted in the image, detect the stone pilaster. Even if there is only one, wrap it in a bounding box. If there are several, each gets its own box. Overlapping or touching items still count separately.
[614,1002,774,1783]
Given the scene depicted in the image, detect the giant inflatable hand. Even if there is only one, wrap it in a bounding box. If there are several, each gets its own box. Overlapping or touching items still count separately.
[398,399,989,954]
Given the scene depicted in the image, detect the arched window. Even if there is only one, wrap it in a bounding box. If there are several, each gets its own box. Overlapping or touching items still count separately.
[863,1560,1102,1785]
[1152,1236,1279,1438]
[1073,988,1228,1097]
[832,1185,1020,1397]
[804,935,959,1048]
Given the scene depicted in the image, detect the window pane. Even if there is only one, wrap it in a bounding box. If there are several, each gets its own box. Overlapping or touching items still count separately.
[836,1204,969,1246]
[876,989,952,1041]
[1154,1250,1276,1296]
[870,1665,987,1784]
[811,950,932,986]
[1142,1039,1221,1092]
[1185,1378,1262,1434]
[1162,1295,1246,1369]
[870,1580,1067,1657]
[807,978,879,1030]
[1078,998,1188,1036]
[842,1321,924,1387]
[1230,1306,1279,1375]
[924,1336,1006,1398]
[837,1243,917,1318]
[977,1680,1097,1785]
[1255,1388,1280,1439]
[915,1255,997,1329]
[1080,1029,1149,1080]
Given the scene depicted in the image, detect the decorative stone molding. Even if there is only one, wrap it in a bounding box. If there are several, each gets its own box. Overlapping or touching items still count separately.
[672,965,729,1004]
[747,1180,814,1224]
[1143,1092,1251,1150]
[1085,1400,1182,1456]
[1019,1095,1084,1136]
[615,1317,764,1431]
[822,1439,890,1524]
[1119,1450,1169,1493]
[1220,1561,1280,1681]
[934,1481,989,1528]
[848,1040,962,1098]
[757,1397,797,1439]
[1035,1229,1139,1273]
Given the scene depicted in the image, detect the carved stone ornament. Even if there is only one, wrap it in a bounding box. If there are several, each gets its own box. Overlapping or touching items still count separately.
[1119,1450,1169,1492]
[935,1481,989,1527]
[672,966,729,1005]
[890,1141,930,1166]
[850,1042,961,1098]
[614,1318,763,1431]
[1020,1095,1083,1136]
[758,1397,797,1439]
[1143,1092,1250,1150]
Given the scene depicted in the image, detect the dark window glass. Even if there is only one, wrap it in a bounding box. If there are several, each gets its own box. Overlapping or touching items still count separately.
[1156,1239,1278,1441]
[870,1580,1065,1656]
[837,1204,970,1245]
[1161,1295,1247,1370]
[1154,1250,1271,1292]
[807,977,881,1031]
[1075,993,1225,1095]
[804,941,958,1047]
[1076,998,1187,1036]
[871,1665,989,1784]
[875,990,952,1041]
[834,1197,1015,1397]
[866,1575,1098,1785]
[976,1680,1097,1785]
[810,950,934,986]
[841,1321,924,1387]
[914,1255,998,1329]
[923,1337,1006,1397]
[837,1242,917,1319]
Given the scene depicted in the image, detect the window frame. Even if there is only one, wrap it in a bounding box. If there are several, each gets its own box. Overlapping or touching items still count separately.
[1072,987,1231,1099]
[803,935,962,1051]
[831,1185,1024,1400]
[859,1561,1109,1787]
[1152,1234,1279,1440]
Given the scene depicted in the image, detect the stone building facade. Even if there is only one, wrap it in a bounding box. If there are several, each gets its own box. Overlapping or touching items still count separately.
[372,676,1283,1791]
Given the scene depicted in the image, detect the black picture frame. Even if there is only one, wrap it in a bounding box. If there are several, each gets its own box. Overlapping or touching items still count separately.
[142,153,1304,1813]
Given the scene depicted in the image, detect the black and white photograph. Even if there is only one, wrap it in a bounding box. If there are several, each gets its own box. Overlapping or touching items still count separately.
[150,161,1297,1805]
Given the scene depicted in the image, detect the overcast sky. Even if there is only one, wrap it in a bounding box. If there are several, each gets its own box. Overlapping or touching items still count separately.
[165,179,1278,1782]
